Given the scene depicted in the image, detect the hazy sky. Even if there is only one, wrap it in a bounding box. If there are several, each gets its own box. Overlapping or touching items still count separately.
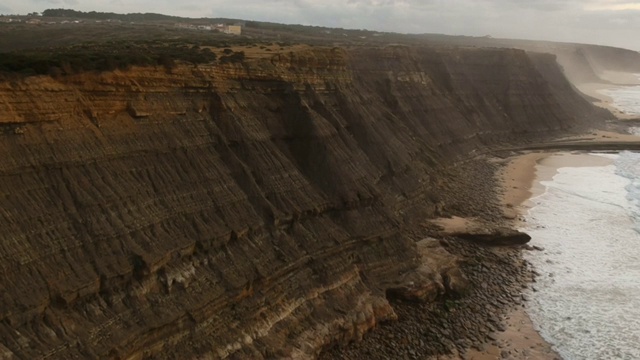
[1,0,639,51]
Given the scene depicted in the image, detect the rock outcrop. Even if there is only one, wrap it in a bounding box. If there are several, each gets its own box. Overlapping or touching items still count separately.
[386,238,469,302]
[0,45,607,359]
[454,229,532,247]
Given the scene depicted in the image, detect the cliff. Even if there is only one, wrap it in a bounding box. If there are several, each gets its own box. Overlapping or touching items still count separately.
[0,45,608,359]
[418,34,640,86]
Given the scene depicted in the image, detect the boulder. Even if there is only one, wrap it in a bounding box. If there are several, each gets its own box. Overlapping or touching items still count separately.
[385,238,469,302]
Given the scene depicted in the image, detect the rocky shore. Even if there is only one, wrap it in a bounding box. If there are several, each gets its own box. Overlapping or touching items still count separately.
[319,131,640,359]
[319,158,559,360]
[320,239,546,360]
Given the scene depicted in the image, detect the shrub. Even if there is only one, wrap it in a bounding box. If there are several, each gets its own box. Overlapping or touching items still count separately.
[219,51,245,64]
[0,40,218,76]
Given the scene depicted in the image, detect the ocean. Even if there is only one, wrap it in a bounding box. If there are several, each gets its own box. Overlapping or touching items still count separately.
[524,80,640,359]
[599,80,640,117]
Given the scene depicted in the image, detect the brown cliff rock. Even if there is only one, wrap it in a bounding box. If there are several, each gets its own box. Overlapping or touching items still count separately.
[0,45,605,358]
[386,238,469,302]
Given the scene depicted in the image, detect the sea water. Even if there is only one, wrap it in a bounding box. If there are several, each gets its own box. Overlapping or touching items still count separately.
[599,74,640,116]
[524,82,640,359]
[524,154,640,359]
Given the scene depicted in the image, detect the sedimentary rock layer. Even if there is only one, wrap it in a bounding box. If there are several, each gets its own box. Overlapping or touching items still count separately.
[0,45,608,359]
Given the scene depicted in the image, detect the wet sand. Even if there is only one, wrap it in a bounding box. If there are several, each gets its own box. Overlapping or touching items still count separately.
[500,151,615,219]
[448,308,559,360]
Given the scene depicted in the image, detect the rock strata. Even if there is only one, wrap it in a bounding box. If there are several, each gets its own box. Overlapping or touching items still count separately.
[0,44,607,358]
[386,238,469,302]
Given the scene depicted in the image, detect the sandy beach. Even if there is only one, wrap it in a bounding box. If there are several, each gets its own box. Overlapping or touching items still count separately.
[500,151,615,219]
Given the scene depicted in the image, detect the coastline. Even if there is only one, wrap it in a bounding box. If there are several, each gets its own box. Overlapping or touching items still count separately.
[321,158,555,360]
[482,151,617,360]
[321,147,635,360]
[425,152,569,360]
[499,151,615,222]
[576,81,640,120]
[319,69,640,359]
[450,152,560,360]
[487,73,640,359]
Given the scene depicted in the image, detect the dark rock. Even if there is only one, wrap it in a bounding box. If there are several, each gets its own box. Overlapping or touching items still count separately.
[455,228,532,246]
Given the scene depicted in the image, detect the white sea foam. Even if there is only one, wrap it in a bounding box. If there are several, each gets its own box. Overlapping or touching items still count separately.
[524,156,640,360]
[600,85,640,116]
[524,79,640,359]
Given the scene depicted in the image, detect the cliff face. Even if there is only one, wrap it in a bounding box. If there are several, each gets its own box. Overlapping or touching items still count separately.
[0,46,607,359]
[560,44,640,84]
[418,34,640,86]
